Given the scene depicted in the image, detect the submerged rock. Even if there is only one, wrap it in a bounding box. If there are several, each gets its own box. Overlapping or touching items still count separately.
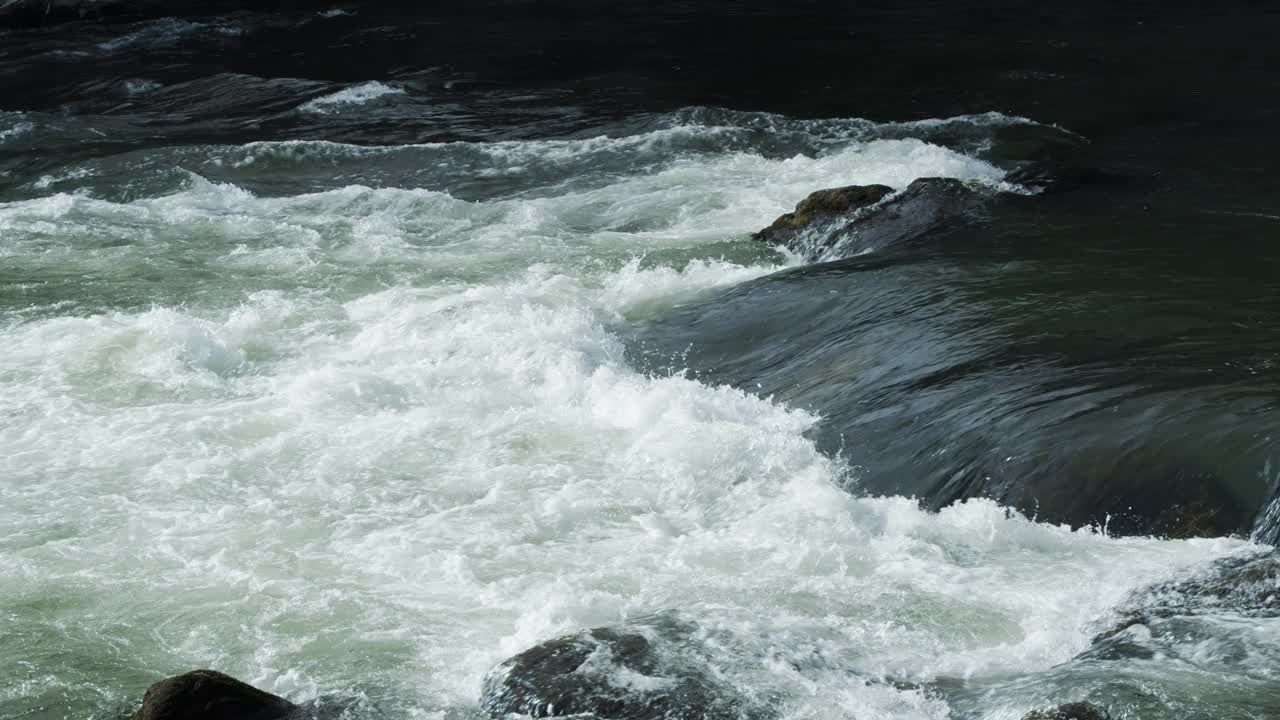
[1022,702,1111,720]
[986,123,1111,193]
[480,613,763,720]
[753,177,989,262]
[981,447,1250,540]
[131,669,299,720]
[1082,549,1280,661]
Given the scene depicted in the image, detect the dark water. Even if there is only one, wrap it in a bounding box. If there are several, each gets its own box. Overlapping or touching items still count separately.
[4,3,1280,720]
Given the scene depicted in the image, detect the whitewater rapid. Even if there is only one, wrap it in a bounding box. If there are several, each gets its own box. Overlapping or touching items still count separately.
[0,111,1262,720]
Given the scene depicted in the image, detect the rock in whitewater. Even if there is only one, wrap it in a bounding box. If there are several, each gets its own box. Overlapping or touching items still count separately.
[132,669,299,720]
[754,178,989,262]
[753,183,893,249]
[480,614,761,720]
[1022,703,1111,720]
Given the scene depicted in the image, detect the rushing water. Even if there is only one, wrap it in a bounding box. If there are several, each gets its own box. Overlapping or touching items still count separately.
[3,4,1279,720]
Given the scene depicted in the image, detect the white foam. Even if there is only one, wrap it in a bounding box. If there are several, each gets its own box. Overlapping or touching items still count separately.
[32,166,96,191]
[0,119,32,143]
[125,78,162,96]
[0,132,1001,280]
[298,81,407,113]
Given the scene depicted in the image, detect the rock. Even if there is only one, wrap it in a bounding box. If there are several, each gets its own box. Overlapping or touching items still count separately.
[753,178,989,262]
[753,183,893,249]
[132,669,299,720]
[480,613,762,720]
[1022,702,1111,720]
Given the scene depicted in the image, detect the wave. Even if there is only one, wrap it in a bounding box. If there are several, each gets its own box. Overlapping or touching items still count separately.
[6,107,1030,205]
[0,125,1005,292]
[297,81,407,114]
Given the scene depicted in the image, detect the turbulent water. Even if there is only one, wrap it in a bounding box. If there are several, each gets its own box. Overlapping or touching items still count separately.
[3,4,1280,720]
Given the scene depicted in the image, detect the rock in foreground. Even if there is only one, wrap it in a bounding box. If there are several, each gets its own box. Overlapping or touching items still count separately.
[1022,703,1111,720]
[132,669,299,720]
[480,614,761,720]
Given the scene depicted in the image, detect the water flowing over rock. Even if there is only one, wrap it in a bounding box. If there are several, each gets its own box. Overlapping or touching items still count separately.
[986,122,1112,194]
[1021,703,1111,720]
[480,614,766,720]
[754,177,990,261]
[131,670,299,720]
[1081,549,1280,661]
[972,447,1249,540]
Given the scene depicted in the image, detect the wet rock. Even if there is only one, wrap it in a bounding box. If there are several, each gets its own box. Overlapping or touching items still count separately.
[754,178,989,262]
[1022,702,1111,720]
[480,613,761,720]
[132,669,299,720]
[753,183,893,250]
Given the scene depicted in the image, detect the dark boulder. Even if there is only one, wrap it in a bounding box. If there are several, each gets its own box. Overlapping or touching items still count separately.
[132,669,299,720]
[1021,702,1111,720]
[753,183,893,250]
[754,178,990,262]
[480,613,763,720]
